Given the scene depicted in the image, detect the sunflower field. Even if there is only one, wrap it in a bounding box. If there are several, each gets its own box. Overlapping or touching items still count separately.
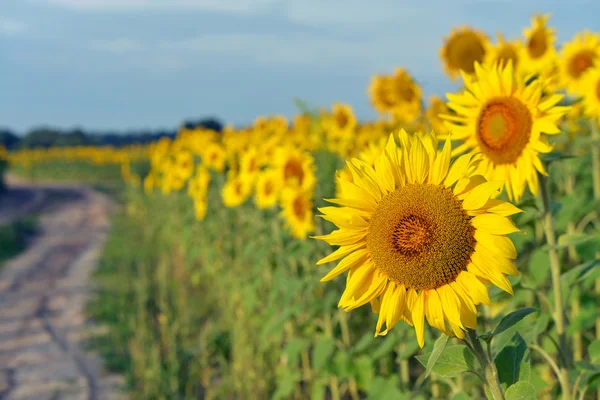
[6,13,600,400]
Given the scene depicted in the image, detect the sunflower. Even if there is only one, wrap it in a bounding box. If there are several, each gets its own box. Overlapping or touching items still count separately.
[580,65,600,118]
[193,194,208,221]
[314,131,522,347]
[388,68,422,123]
[368,75,396,114]
[426,96,451,136]
[222,174,253,208]
[558,30,600,96]
[255,170,282,209]
[175,150,195,182]
[240,147,262,180]
[441,26,490,81]
[188,165,211,198]
[484,32,523,73]
[273,147,316,191]
[443,62,570,201]
[521,13,558,76]
[281,188,314,240]
[203,142,227,172]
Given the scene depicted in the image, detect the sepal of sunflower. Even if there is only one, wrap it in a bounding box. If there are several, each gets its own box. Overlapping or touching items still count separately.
[313,130,523,348]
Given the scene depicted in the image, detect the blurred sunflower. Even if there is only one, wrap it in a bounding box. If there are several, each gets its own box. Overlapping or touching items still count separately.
[314,131,522,347]
[222,174,253,207]
[255,170,282,209]
[441,26,490,80]
[388,68,422,123]
[188,166,211,198]
[558,30,600,95]
[580,65,600,118]
[281,188,314,240]
[175,150,194,182]
[426,96,451,136]
[443,62,570,201]
[521,13,557,75]
[484,33,523,72]
[193,194,208,221]
[368,75,396,114]
[240,147,262,180]
[273,147,316,191]
[203,143,227,172]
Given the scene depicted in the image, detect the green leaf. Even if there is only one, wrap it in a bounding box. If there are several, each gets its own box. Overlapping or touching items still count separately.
[493,308,537,337]
[576,361,599,372]
[451,393,472,400]
[561,260,600,287]
[310,378,327,400]
[273,371,301,400]
[540,152,575,164]
[284,337,310,367]
[505,381,536,400]
[527,249,550,287]
[495,333,531,387]
[416,346,476,378]
[589,340,600,364]
[425,334,450,378]
[353,355,375,391]
[365,376,409,400]
[312,336,336,372]
[547,232,600,250]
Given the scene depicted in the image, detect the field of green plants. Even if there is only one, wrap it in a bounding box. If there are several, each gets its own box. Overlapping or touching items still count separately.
[3,13,600,400]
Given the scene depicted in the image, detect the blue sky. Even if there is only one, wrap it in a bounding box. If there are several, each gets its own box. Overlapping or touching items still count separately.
[1,0,599,134]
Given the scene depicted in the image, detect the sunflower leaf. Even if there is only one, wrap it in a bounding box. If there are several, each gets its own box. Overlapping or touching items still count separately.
[492,308,538,337]
[504,381,536,400]
[542,232,600,250]
[540,152,575,165]
[415,345,476,378]
[495,332,531,388]
[560,259,600,287]
[424,334,450,378]
[589,340,600,365]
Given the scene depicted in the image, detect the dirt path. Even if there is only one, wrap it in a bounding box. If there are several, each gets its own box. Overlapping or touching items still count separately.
[0,178,125,400]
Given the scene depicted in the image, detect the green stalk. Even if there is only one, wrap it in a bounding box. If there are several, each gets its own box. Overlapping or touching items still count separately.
[538,172,571,399]
[464,330,505,400]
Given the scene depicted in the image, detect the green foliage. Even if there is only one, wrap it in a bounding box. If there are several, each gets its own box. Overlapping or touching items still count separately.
[0,216,38,265]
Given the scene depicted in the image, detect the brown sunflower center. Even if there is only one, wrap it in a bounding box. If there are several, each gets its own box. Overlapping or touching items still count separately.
[496,46,519,68]
[336,111,349,129]
[476,97,532,165]
[568,51,596,79]
[292,196,306,219]
[447,32,486,74]
[528,29,548,59]
[263,180,273,196]
[367,184,475,291]
[284,159,305,185]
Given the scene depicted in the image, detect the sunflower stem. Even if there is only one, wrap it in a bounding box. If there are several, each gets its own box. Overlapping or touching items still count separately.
[538,171,572,399]
[464,329,504,400]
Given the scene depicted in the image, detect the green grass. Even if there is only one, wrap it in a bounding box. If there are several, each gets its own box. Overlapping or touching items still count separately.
[0,216,39,265]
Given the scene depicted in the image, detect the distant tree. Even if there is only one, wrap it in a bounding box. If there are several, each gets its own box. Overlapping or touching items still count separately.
[182,117,223,132]
[0,129,20,150]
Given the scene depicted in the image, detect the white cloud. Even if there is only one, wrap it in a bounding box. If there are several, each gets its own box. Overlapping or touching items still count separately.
[90,38,144,53]
[36,0,277,13]
[0,18,27,36]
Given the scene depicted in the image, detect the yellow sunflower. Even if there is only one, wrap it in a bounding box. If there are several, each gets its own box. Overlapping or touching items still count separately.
[188,165,211,198]
[314,131,522,347]
[441,26,490,81]
[193,194,208,221]
[387,68,422,122]
[443,62,570,201]
[580,65,600,118]
[558,30,600,96]
[273,147,316,191]
[521,13,557,76]
[175,150,195,182]
[368,75,396,114]
[426,96,451,135]
[222,174,253,208]
[255,169,282,209]
[203,142,227,172]
[240,147,262,180]
[281,188,314,240]
[484,32,523,73]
